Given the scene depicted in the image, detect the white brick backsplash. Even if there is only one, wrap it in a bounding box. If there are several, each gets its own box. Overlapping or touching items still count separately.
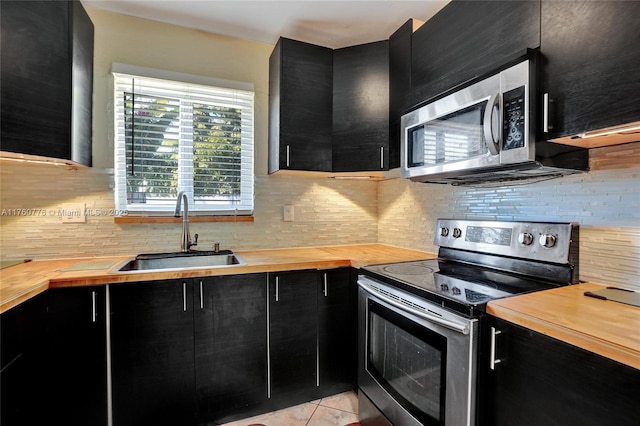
[0,163,377,258]
[378,167,640,290]
[1,161,638,290]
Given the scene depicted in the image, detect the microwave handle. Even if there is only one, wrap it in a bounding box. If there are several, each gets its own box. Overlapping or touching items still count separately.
[483,92,501,155]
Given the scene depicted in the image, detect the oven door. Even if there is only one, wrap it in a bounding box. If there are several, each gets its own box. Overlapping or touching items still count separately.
[358,276,478,426]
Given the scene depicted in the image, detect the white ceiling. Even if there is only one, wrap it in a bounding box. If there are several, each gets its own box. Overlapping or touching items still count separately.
[84,0,450,49]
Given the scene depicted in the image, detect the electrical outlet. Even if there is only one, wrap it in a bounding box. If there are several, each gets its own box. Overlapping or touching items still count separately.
[283,205,295,222]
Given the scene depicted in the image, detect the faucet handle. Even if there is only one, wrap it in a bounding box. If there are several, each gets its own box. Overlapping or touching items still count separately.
[191,233,198,248]
[213,242,220,253]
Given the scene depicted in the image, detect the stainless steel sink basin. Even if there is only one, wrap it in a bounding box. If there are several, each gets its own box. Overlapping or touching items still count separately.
[113,251,244,272]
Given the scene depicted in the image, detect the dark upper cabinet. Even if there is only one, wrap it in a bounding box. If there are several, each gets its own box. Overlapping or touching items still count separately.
[0,0,93,166]
[411,0,540,105]
[540,1,640,140]
[268,270,319,407]
[110,280,197,426]
[482,316,640,426]
[317,268,356,396]
[0,293,47,426]
[194,273,268,424]
[333,41,390,172]
[388,19,415,170]
[47,286,107,426]
[269,37,333,173]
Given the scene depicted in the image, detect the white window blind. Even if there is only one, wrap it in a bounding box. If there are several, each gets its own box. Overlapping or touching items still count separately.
[112,64,254,215]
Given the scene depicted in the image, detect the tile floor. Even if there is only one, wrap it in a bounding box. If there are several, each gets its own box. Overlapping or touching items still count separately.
[220,391,360,426]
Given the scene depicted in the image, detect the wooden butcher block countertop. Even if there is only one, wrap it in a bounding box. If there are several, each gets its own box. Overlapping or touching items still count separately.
[487,283,640,370]
[0,244,435,314]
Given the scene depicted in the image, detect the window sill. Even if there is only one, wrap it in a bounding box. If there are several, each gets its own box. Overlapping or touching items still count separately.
[114,215,254,224]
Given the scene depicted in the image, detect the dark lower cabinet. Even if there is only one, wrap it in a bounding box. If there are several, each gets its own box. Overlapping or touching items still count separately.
[0,293,47,426]
[540,0,640,139]
[47,286,107,426]
[483,316,640,426]
[110,280,197,426]
[268,270,319,407]
[317,268,356,396]
[194,273,268,424]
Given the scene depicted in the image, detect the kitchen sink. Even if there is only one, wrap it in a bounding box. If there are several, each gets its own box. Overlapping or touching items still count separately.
[114,250,244,272]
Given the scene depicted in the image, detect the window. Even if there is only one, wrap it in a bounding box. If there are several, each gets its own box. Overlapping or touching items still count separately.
[112,64,254,215]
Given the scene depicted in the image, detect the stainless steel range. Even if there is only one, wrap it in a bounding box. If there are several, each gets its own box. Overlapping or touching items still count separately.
[357,218,579,426]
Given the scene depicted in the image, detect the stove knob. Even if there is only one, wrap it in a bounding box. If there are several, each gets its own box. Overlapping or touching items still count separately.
[539,233,557,248]
[452,228,462,238]
[518,232,534,246]
[440,227,449,237]
[452,287,461,296]
[440,283,449,292]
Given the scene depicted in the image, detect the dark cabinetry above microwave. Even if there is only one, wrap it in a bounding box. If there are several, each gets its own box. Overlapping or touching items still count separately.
[269,37,390,174]
[540,0,640,143]
[411,0,541,107]
[0,0,94,167]
[410,0,639,149]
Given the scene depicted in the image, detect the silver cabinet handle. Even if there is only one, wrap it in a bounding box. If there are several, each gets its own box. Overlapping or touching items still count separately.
[183,282,187,312]
[380,146,384,169]
[323,273,328,297]
[266,274,272,399]
[490,326,502,370]
[275,276,279,302]
[91,291,97,323]
[286,145,290,168]
[199,280,204,310]
[543,92,554,133]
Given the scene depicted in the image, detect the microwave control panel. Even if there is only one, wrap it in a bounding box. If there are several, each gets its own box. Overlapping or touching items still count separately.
[502,85,526,151]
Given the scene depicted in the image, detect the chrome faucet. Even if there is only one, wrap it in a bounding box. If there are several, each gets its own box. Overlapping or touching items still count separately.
[174,191,197,252]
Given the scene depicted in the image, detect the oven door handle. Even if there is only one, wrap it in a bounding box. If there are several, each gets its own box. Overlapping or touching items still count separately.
[359,279,470,335]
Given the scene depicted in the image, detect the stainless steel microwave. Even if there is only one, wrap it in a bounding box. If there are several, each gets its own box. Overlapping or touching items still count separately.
[401,55,588,185]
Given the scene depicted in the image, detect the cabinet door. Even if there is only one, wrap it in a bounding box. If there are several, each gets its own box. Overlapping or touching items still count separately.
[484,317,640,426]
[411,0,540,105]
[333,41,390,172]
[0,0,71,159]
[268,270,319,407]
[47,287,107,426]
[194,274,268,424]
[317,268,356,397]
[0,293,47,426]
[269,38,333,173]
[70,0,94,166]
[110,280,196,426]
[541,1,640,139]
[0,0,93,166]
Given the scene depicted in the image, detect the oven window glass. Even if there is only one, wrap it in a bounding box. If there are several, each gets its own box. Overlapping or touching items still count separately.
[367,300,447,426]
[407,100,488,167]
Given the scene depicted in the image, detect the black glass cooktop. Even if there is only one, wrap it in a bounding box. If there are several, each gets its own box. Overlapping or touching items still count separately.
[363,258,559,308]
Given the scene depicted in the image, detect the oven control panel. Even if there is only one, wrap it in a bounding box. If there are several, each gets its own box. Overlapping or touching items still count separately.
[434,218,579,264]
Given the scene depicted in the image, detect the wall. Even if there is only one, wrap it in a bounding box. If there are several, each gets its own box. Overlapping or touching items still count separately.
[88,7,272,173]
[0,162,377,258]
[378,143,640,290]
